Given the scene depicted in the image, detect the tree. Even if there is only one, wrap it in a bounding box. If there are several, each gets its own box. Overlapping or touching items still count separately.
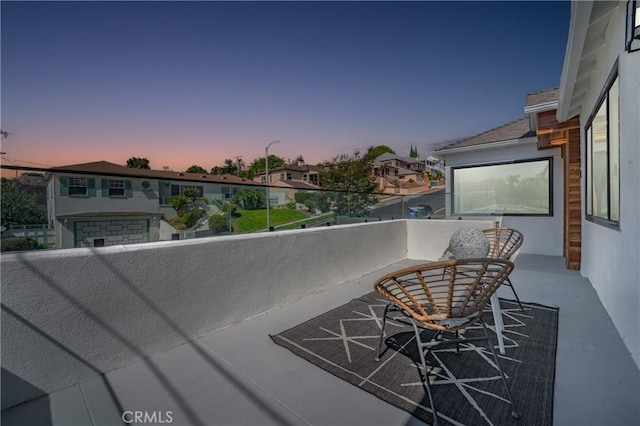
[186,165,207,174]
[363,145,395,162]
[211,158,239,175]
[247,155,285,175]
[169,195,189,215]
[126,157,150,169]
[182,188,203,209]
[232,188,266,210]
[1,178,47,227]
[409,145,419,158]
[322,154,378,217]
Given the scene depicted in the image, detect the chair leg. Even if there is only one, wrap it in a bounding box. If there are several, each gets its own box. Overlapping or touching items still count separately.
[375,303,391,361]
[411,321,440,426]
[480,320,521,419]
[506,276,524,310]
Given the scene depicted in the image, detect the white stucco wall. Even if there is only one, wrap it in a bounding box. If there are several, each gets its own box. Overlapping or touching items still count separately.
[577,4,640,368]
[1,218,507,409]
[439,138,564,256]
[406,219,495,260]
[1,220,408,409]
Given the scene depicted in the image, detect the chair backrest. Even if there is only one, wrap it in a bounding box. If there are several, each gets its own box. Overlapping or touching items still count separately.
[374,258,514,331]
[482,227,524,261]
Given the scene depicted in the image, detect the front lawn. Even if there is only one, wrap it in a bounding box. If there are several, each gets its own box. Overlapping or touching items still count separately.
[233,209,306,233]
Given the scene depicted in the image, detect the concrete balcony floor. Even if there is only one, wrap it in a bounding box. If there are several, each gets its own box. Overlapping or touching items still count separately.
[3,254,639,426]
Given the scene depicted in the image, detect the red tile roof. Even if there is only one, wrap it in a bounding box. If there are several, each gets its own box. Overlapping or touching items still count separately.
[49,161,261,186]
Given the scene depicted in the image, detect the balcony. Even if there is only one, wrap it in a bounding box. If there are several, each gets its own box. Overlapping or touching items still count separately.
[2,220,639,425]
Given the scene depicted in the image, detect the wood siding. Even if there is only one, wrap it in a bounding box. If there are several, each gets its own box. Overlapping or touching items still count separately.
[563,127,582,269]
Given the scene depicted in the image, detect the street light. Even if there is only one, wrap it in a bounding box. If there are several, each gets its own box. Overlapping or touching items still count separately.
[265,140,280,231]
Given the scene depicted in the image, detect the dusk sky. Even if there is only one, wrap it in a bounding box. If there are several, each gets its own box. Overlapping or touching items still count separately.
[1,1,570,172]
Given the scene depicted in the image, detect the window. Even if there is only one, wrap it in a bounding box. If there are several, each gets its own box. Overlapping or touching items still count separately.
[452,158,552,215]
[108,180,125,197]
[626,0,640,52]
[222,186,231,199]
[102,179,131,198]
[60,176,95,196]
[261,176,266,183]
[586,67,619,226]
[69,177,88,196]
[170,184,203,197]
[280,173,286,180]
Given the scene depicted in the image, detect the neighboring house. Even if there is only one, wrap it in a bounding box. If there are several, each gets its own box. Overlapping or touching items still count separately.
[253,162,326,187]
[46,161,261,248]
[435,115,565,258]
[555,0,639,368]
[424,155,445,175]
[372,153,427,191]
[269,179,321,207]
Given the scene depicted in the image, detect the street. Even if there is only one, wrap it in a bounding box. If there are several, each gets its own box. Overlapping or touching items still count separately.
[369,188,445,219]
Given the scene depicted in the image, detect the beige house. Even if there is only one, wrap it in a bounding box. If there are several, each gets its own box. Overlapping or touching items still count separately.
[372,153,427,192]
[253,163,326,187]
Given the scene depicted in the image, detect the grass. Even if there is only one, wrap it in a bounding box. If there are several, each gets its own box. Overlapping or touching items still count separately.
[233,208,307,233]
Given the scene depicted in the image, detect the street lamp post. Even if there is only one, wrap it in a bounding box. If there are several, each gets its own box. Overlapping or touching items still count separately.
[265,140,280,231]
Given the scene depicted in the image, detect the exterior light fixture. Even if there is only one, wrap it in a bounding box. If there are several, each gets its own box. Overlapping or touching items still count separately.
[626,0,640,52]
[265,140,280,231]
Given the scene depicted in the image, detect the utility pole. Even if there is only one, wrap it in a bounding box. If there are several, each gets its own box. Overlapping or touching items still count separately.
[265,141,280,231]
[233,156,244,175]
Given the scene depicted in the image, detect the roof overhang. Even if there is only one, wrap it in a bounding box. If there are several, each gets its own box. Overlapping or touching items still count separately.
[558,1,618,121]
[435,137,536,156]
[57,212,160,220]
[524,100,559,115]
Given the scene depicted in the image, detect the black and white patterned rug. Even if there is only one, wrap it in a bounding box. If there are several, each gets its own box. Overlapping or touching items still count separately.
[271,292,558,426]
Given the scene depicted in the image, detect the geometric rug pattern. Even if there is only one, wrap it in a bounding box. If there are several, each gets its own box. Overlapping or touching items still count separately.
[272,291,558,425]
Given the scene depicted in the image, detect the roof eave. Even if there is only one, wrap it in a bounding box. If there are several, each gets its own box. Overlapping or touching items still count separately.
[524,100,559,115]
[435,137,536,156]
[557,1,594,122]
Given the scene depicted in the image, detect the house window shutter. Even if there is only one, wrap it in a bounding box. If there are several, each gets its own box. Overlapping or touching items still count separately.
[87,178,96,197]
[125,180,133,198]
[60,177,69,196]
[102,179,109,197]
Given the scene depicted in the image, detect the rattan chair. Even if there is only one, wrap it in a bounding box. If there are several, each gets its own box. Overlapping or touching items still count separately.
[483,227,524,309]
[443,227,524,309]
[374,258,520,426]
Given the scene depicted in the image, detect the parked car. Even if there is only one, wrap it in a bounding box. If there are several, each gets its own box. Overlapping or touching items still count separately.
[407,204,434,218]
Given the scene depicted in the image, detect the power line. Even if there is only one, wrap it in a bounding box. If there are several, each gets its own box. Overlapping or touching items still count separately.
[1,157,54,167]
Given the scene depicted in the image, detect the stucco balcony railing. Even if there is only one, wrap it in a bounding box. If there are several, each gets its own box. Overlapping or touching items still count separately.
[2,220,639,425]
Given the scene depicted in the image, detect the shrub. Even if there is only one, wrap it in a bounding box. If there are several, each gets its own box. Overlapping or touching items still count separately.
[304,199,314,211]
[169,195,189,214]
[208,214,229,234]
[1,237,45,252]
[167,208,205,230]
[221,203,238,216]
[181,211,199,228]
[167,217,187,230]
[284,201,296,210]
